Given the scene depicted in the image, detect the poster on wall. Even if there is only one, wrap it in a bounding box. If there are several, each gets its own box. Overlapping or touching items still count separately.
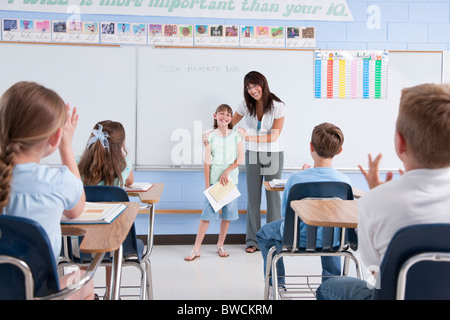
[314,50,388,99]
[100,22,147,45]
[2,18,51,43]
[286,26,316,48]
[240,25,284,48]
[52,20,100,44]
[1,18,316,49]
[193,24,239,47]
[0,1,354,22]
[148,23,194,46]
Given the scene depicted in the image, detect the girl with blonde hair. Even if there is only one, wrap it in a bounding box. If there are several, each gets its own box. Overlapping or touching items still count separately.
[0,81,93,299]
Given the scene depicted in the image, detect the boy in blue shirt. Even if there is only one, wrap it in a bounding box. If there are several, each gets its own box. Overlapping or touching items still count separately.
[256,122,350,287]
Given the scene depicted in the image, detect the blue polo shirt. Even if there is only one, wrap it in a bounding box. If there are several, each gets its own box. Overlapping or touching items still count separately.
[280,167,351,248]
[3,163,83,261]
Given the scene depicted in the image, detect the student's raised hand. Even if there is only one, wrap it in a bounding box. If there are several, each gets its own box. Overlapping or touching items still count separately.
[358,153,393,189]
[59,103,82,181]
[60,103,79,151]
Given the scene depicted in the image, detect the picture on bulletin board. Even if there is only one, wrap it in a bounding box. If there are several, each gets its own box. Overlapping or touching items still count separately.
[148,23,193,46]
[84,22,98,34]
[226,25,238,37]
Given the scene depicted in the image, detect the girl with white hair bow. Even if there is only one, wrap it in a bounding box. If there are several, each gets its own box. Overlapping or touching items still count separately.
[77,120,134,187]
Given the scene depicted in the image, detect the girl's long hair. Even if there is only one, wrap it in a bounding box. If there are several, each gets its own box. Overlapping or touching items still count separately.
[0,81,66,212]
[78,120,128,187]
[243,71,284,117]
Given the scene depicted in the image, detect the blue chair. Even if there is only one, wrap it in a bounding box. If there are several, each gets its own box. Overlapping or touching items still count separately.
[62,185,147,299]
[373,223,450,300]
[0,215,102,300]
[82,186,143,262]
[264,181,362,300]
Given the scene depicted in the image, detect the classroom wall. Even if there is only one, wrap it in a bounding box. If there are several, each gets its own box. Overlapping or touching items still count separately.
[1,0,448,236]
[2,0,450,50]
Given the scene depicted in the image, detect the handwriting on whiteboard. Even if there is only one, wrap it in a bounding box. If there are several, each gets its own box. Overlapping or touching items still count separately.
[156,63,240,74]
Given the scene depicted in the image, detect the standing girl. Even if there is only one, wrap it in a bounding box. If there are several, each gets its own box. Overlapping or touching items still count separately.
[185,104,244,261]
[0,81,93,299]
[77,120,134,187]
[232,71,285,253]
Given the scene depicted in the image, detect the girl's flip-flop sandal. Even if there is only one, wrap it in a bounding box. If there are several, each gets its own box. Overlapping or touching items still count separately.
[217,247,229,258]
[184,250,201,261]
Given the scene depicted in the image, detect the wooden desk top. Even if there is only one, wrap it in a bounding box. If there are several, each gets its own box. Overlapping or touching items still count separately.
[126,183,164,204]
[263,181,365,199]
[61,202,140,254]
[290,200,358,229]
[263,181,284,192]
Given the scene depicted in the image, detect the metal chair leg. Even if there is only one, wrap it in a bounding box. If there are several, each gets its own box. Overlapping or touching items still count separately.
[110,245,123,300]
[271,254,283,300]
[264,246,277,300]
[145,259,153,300]
[139,262,147,300]
[342,255,350,276]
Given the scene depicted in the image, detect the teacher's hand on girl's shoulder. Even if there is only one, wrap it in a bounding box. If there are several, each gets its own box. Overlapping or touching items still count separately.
[237,127,248,140]
[202,130,212,146]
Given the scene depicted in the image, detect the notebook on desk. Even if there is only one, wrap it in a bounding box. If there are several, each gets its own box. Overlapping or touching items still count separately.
[124,182,153,192]
[269,179,287,188]
[61,202,127,224]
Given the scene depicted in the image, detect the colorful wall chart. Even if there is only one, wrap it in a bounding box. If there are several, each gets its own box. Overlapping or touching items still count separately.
[314,50,388,99]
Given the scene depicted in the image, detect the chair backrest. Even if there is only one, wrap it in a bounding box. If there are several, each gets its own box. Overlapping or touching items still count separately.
[0,215,60,299]
[83,186,141,261]
[84,185,130,202]
[373,223,450,300]
[282,181,355,252]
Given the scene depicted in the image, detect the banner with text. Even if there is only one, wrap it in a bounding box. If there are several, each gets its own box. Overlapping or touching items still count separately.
[1,0,353,21]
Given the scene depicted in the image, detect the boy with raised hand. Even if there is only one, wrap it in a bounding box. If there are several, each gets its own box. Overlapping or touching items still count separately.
[317,83,450,300]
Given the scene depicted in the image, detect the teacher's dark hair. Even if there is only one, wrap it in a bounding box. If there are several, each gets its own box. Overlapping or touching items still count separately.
[243,71,283,117]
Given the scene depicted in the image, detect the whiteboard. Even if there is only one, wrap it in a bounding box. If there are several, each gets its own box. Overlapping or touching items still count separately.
[0,43,136,165]
[136,47,442,170]
[0,44,442,171]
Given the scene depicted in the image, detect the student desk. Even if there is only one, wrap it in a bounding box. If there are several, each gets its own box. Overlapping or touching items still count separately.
[290,200,358,229]
[126,183,164,300]
[263,181,365,199]
[288,199,361,297]
[61,202,140,300]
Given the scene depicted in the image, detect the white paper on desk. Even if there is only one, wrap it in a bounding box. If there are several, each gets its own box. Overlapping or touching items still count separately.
[269,179,287,188]
[204,181,241,212]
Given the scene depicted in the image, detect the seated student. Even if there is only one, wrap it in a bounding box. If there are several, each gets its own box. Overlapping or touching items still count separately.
[256,122,351,286]
[0,81,93,300]
[316,83,450,300]
[77,120,134,187]
[77,120,134,299]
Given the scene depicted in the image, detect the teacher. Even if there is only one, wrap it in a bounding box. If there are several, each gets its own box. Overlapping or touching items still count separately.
[232,71,285,253]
